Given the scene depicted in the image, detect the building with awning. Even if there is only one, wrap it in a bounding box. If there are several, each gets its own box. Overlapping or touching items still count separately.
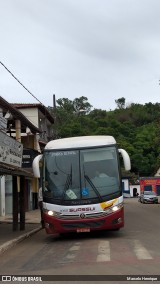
[0,96,52,231]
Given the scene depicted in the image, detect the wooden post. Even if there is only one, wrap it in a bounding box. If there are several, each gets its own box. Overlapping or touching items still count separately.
[12,175,18,231]
[20,176,25,230]
[15,119,26,231]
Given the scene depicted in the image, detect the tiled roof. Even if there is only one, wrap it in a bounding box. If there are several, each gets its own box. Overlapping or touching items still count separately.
[0,96,41,133]
[11,103,54,124]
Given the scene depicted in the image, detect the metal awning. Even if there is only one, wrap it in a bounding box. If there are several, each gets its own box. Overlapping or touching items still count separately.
[0,162,33,177]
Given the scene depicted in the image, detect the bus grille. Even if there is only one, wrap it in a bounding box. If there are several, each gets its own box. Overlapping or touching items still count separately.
[57,211,109,220]
[62,220,105,230]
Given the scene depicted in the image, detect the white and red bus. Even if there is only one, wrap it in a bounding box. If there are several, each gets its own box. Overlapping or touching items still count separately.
[33,136,131,234]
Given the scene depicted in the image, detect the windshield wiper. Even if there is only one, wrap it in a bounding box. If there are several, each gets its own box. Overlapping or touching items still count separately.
[84,174,103,202]
[61,166,72,201]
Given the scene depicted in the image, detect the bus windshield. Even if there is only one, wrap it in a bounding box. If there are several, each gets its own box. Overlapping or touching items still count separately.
[43,146,120,204]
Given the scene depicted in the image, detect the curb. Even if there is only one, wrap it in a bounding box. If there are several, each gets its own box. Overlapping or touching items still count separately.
[0,227,42,255]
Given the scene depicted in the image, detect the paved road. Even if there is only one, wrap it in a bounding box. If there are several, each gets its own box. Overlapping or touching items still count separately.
[0,198,160,283]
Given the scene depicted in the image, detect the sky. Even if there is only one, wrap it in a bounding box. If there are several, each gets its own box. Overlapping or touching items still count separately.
[1,0,160,111]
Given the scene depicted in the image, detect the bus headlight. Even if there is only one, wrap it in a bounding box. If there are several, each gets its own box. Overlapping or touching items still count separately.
[43,209,61,217]
[104,203,123,214]
[111,203,123,212]
[112,206,119,212]
[48,210,54,216]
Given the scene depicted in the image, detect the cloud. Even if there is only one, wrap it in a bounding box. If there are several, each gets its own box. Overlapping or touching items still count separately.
[0,0,160,110]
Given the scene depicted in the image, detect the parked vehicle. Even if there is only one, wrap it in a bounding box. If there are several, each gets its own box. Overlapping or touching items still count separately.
[139,191,158,204]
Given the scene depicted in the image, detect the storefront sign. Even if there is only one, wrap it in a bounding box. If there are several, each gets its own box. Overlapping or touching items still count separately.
[0,131,23,167]
[22,149,38,168]
[139,177,160,193]
[0,116,7,131]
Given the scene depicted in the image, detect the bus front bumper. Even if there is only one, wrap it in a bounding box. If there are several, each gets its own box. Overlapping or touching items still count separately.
[43,208,124,234]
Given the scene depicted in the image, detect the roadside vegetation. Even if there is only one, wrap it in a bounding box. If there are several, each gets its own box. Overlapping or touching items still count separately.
[48,96,160,178]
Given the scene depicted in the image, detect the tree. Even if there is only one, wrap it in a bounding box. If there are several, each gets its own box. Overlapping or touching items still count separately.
[47,98,160,177]
[115,97,126,109]
[56,98,75,113]
[73,96,92,114]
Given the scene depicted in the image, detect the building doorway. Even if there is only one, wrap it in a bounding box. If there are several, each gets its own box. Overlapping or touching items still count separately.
[133,187,137,197]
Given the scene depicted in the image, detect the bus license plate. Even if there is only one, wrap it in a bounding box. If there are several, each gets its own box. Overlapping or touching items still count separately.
[77,228,90,233]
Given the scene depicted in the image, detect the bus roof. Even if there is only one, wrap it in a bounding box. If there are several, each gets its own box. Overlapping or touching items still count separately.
[45,136,116,150]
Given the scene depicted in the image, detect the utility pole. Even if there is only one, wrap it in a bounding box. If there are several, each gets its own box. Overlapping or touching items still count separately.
[53,94,57,139]
[53,94,56,108]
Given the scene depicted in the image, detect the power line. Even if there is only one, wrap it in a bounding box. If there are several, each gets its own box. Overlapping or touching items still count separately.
[0,61,44,106]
